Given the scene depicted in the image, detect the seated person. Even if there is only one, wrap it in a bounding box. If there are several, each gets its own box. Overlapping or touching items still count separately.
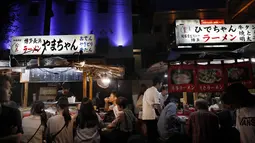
[55,83,74,101]
[209,98,220,113]
[74,97,103,143]
[158,99,182,142]
[22,101,47,143]
[103,97,137,143]
[104,91,120,118]
[0,88,23,143]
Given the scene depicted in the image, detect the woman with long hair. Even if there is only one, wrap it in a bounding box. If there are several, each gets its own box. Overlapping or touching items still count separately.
[222,83,255,143]
[22,101,47,143]
[74,97,102,143]
[136,84,147,118]
[47,97,73,143]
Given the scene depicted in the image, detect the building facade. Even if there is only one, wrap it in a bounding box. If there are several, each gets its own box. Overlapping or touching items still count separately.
[1,0,133,59]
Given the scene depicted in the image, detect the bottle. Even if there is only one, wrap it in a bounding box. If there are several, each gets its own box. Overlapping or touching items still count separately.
[33,93,36,102]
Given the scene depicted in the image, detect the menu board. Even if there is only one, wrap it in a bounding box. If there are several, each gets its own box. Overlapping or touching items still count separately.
[29,68,82,83]
[197,65,224,92]
[224,62,253,88]
[168,65,197,93]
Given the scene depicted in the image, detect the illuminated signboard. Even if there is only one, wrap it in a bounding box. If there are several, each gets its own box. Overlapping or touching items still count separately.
[176,24,255,44]
[200,19,225,25]
[10,34,96,55]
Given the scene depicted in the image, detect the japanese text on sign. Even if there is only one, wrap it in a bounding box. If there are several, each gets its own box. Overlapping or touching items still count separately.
[10,34,96,55]
[176,24,255,44]
[198,84,224,92]
[170,85,195,93]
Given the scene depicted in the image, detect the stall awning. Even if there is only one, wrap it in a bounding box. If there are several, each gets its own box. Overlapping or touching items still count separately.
[167,50,244,62]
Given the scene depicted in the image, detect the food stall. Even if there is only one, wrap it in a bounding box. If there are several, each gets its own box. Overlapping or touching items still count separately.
[19,62,124,117]
[168,23,255,116]
[9,34,125,117]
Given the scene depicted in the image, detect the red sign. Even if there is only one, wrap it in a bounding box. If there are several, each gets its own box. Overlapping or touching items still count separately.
[200,19,225,25]
[168,65,197,93]
[197,65,224,92]
[224,62,253,88]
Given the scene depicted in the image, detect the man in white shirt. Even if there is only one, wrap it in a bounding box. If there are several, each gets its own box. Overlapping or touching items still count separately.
[142,76,162,143]
[159,86,168,109]
[104,91,120,118]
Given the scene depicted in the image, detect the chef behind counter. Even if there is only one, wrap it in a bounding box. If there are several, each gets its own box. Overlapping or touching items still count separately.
[55,83,75,101]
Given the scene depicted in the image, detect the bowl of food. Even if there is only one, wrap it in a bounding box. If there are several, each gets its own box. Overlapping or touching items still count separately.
[172,70,191,84]
[198,69,222,84]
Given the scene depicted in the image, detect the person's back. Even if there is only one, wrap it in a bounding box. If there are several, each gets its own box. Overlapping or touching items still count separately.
[47,115,74,143]
[74,98,101,143]
[236,106,255,143]
[219,126,240,143]
[188,110,219,143]
[0,104,23,141]
[188,99,219,143]
[22,115,45,143]
[75,124,100,143]
[217,110,240,143]
[47,97,74,143]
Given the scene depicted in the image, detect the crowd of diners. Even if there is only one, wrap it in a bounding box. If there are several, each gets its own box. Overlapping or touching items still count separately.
[0,75,255,143]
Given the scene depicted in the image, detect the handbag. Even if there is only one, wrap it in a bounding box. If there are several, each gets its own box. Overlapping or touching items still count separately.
[46,124,66,143]
[27,124,42,143]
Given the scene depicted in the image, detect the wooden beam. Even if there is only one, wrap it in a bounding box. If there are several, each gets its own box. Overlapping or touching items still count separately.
[83,72,87,98]
[89,76,93,100]
[232,0,255,20]
[23,82,29,107]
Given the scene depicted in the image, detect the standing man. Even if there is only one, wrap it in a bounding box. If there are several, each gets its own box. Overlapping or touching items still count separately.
[142,76,162,143]
[55,83,74,101]
[0,88,23,142]
[159,86,168,109]
[0,75,17,108]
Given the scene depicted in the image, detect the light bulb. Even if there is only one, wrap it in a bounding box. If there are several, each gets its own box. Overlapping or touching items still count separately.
[102,77,111,84]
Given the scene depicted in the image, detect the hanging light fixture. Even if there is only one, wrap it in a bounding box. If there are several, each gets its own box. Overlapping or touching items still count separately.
[101,77,111,85]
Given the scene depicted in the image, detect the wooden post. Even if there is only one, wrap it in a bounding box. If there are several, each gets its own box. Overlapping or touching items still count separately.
[89,76,93,100]
[183,92,187,105]
[193,92,198,104]
[83,72,87,97]
[37,57,40,67]
[23,82,29,107]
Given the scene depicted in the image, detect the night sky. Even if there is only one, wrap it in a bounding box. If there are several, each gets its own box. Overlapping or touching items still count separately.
[154,0,227,11]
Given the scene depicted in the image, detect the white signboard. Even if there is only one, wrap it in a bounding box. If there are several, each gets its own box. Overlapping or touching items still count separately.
[10,34,96,55]
[176,24,255,45]
[175,19,200,26]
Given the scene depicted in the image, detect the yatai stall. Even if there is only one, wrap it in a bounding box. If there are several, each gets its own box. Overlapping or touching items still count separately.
[168,23,255,113]
[9,34,125,117]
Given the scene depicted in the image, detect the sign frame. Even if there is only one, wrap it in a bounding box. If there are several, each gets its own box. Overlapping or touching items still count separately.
[10,34,96,56]
[176,24,255,45]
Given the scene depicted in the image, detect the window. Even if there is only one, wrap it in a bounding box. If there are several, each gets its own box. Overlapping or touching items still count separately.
[98,0,108,13]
